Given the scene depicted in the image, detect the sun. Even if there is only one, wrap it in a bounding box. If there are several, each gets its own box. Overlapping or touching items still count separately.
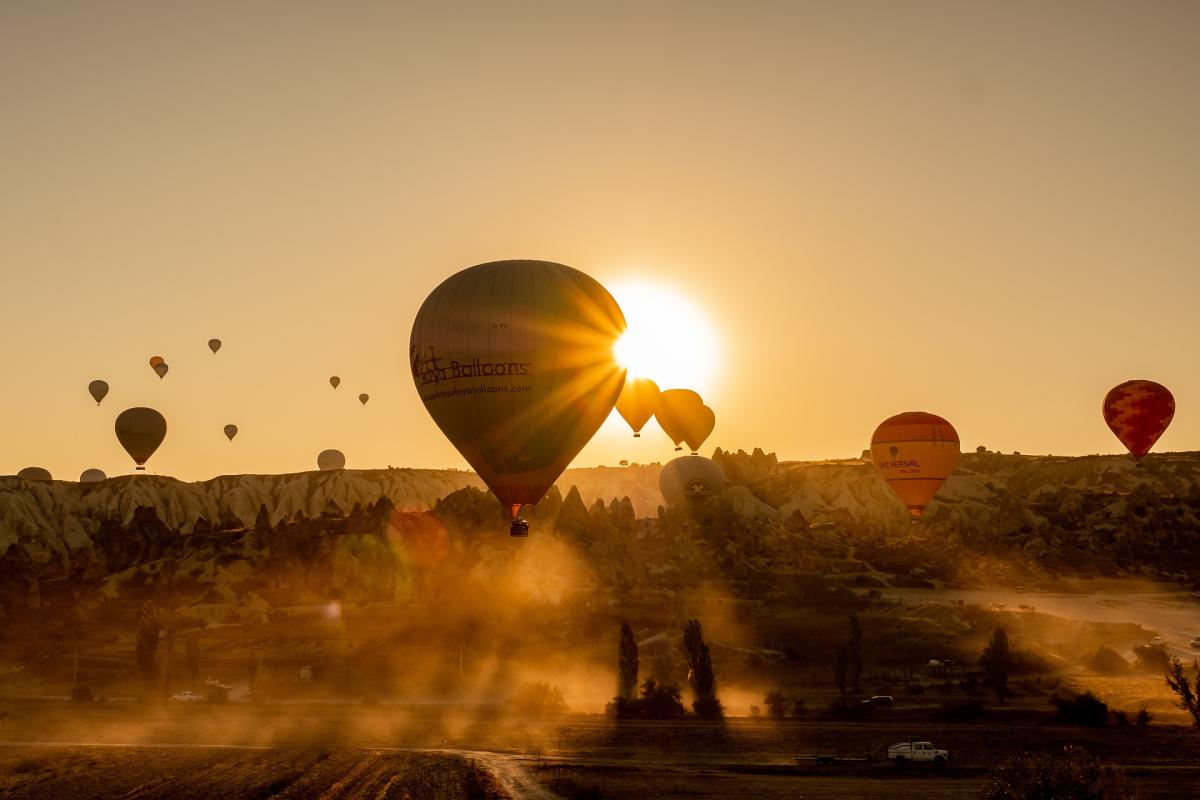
[611,280,719,396]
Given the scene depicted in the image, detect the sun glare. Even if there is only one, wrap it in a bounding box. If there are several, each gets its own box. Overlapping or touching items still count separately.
[611,281,719,396]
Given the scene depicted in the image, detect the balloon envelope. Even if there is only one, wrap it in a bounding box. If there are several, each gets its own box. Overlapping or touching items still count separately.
[224,424,238,441]
[655,389,704,451]
[410,260,625,520]
[870,411,960,518]
[208,338,222,354]
[149,356,164,368]
[358,393,369,406]
[153,362,169,380]
[329,376,341,389]
[317,449,345,470]
[88,379,109,405]
[17,467,52,481]
[79,468,107,483]
[115,407,167,470]
[615,378,660,437]
[1103,380,1174,459]
[659,455,725,508]
[684,405,716,454]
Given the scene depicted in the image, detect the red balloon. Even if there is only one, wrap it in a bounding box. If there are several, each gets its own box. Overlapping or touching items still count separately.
[1103,380,1174,459]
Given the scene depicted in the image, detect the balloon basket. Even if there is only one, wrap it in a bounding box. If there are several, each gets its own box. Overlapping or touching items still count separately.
[510,518,530,538]
[136,467,145,471]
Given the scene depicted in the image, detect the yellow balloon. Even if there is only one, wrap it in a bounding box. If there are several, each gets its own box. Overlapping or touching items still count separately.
[655,389,702,451]
[411,260,625,531]
[615,378,660,437]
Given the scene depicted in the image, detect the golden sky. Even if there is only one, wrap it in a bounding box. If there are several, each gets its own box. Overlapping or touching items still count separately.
[3,1,1198,480]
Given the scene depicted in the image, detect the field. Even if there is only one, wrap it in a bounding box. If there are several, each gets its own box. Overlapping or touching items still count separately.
[1,702,1199,799]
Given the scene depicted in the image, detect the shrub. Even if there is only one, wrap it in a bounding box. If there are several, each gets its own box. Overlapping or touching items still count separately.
[981,746,1139,800]
[1133,644,1169,673]
[1051,690,1109,727]
[763,689,789,719]
[1082,646,1130,674]
[509,682,568,717]
[611,679,687,720]
[1135,708,1152,727]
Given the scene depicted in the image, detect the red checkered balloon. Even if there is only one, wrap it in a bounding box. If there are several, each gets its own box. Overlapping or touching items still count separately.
[1102,380,1174,459]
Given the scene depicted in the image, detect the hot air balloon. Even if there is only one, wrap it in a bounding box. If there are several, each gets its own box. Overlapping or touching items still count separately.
[317,449,346,470]
[149,356,164,368]
[17,467,52,481]
[208,338,222,354]
[410,259,626,536]
[88,379,109,406]
[659,455,725,508]
[153,362,169,380]
[79,468,107,483]
[684,405,716,454]
[615,378,660,437]
[870,411,960,520]
[655,389,703,451]
[1103,380,1174,460]
[329,376,341,390]
[115,407,167,470]
[224,424,238,442]
[358,393,369,406]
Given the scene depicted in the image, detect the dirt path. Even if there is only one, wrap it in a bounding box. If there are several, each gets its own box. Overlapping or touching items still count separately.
[417,748,561,800]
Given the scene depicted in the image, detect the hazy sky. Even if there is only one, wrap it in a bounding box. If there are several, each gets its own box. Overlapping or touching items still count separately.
[3,1,1198,481]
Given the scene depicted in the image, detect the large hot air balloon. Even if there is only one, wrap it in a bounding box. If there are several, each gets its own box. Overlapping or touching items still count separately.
[317,449,346,470]
[659,455,725,508]
[17,467,52,481]
[224,424,238,442]
[79,468,107,483]
[153,362,169,380]
[329,376,341,390]
[870,411,960,520]
[655,389,703,452]
[115,407,167,470]
[1103,380,1174,460]
[358,393,369,406]
[410,259,626,536]
[615,378,660,437]
[88,380,109,406]
[208,338,222,354]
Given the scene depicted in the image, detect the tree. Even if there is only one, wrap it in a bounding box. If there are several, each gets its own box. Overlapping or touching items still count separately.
[683,619,722,718]
[980,626,1010,703]
[981,746,1139,800]
[847,612,863,692]
[763,689,789,719]
[184,636,200,689]
[135,601,160,698]
[618,622,639,702]
[1165,656,1200,728]
[833,645,848,698]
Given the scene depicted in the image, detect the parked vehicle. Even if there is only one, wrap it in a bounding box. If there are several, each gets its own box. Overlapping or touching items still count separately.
[887,740,949,766]
[170,691,204,702]
[1189,636,1200,649]
[862,695,895,708]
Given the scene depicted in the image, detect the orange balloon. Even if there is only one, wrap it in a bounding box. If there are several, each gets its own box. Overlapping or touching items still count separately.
[615,378,660,437]
[149,356,165,368]
[870,411,960,519]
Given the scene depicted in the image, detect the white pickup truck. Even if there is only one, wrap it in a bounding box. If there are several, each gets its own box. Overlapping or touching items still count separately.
[887,740,949,766]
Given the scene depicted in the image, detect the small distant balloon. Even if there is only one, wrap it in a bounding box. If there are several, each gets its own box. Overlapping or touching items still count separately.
[17,466,52,481]
[329,376,341,389]
[208,338,222,354]
[149,356,165,368]
[153,362,169,380]
[1103,380,1174,460]
[223,424,238,442]
[317,449,346,470]
[79,468,107,483]
[115,407,167,470]
[88,379,109,406]
[358,393,369,406]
